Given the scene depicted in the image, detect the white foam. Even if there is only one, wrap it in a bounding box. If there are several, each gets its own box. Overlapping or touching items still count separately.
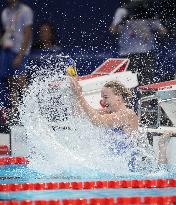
[18,55,157,178]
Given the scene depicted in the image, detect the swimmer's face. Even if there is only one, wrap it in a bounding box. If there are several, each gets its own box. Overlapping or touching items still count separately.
[101,87,123,111]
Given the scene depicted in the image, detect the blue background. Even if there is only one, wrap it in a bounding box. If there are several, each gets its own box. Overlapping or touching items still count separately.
[0,0,120,47]
[0,0,175,127]
[0,0,175,76]
[0,0,175,47]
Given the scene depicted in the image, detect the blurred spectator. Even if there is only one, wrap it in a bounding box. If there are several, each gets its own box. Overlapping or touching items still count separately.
[33,21,61,51]
[151,0,176,38]
[28,21,62,78]
[0,0,33,121]
[110,0,167,85]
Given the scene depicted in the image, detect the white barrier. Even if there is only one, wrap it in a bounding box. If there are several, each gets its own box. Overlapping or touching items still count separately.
[139,80,176,164]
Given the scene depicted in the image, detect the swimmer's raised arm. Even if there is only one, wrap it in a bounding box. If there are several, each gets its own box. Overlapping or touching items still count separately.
[97,108,110,115]
[70,77,138,135]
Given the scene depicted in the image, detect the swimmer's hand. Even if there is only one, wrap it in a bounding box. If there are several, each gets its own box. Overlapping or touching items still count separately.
[70,77,82,96]
[158,131,174,164]
[158,131,174,148]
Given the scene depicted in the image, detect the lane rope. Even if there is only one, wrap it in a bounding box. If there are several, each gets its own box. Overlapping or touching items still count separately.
[0,196,176,205]
[0,179,176,192]
[0,157,28,165]
[0,145,9,155]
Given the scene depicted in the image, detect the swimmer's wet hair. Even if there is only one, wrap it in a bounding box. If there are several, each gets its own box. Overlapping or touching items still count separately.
[104,81,132,103]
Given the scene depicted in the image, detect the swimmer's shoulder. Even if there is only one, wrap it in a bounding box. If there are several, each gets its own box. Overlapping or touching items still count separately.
[126,109,139,131]
[115,108,138,133]
[122,106,138,121]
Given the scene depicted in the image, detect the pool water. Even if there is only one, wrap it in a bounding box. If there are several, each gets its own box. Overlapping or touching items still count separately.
[1,188,176,201]
[0,164,176,201]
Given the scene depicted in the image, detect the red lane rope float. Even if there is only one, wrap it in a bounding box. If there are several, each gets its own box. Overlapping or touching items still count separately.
[0,145,9,155]
[0,196,176,205]
[1,179,176,192]
[0,157,29,165]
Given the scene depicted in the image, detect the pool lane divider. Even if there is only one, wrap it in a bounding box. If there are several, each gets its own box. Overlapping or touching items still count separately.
[0,196,176,205]
[0,145,9,155]
[0,157,28,165]
[1,179,176,191]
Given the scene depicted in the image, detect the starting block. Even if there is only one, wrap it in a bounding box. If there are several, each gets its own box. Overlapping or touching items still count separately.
[139,80,176,130]
[92,58,129,74]
[138,80,176,164]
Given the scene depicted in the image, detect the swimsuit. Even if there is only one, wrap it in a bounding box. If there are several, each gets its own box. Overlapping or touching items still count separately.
[108,127,138,171]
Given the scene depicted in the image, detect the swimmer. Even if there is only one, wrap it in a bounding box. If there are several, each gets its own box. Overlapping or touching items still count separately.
[70,78,159,172]
[70,77,138,136]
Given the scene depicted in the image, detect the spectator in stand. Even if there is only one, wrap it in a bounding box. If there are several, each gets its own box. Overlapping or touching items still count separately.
[0,0,33,121]
[30,21,62,77]
[109,0,167,86]
[33,21,61,51]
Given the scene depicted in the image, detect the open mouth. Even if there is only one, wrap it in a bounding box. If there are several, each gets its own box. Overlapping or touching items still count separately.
[105,104,109,107]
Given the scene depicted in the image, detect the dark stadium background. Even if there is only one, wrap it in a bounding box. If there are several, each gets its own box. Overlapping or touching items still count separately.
[0,0,175,76]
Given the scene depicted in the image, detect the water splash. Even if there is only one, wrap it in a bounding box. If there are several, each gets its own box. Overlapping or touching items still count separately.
[16,55,157,179]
